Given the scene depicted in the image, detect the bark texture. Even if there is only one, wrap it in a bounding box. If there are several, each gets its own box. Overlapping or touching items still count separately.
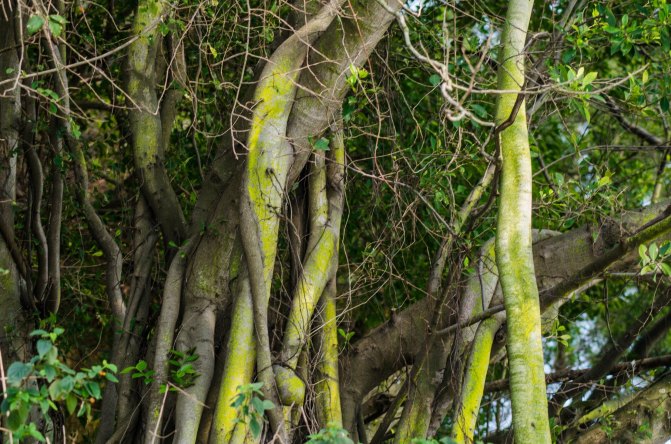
[494,0,552,441]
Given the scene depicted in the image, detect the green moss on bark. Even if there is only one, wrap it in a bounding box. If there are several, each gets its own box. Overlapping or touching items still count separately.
[494,0,552,442]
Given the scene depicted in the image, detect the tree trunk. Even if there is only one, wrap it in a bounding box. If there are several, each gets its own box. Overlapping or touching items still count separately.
[494,0,552,441]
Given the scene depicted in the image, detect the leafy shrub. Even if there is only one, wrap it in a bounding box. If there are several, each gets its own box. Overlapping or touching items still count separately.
[1,328,118,442]
[231,382,275,439]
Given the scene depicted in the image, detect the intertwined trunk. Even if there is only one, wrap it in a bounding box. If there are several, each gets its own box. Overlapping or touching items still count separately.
[96,1,402,442]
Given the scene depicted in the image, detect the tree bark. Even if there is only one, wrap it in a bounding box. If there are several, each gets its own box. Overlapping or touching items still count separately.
[495,0,550,439]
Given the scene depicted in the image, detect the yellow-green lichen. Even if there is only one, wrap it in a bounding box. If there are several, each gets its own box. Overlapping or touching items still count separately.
[494,0,551,442]
[315,291,342,425]
[210,276,256,442]
[453,317,500,443]
[282,229,336,367]
[274,365,306,406]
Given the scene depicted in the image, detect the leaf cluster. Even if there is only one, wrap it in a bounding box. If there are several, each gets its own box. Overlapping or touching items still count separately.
[1,329,118,442]
[231,382,275,439]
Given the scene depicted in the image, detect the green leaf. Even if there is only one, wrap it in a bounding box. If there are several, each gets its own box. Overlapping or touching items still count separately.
[48,15,65,38]
[343,101,356,121]
[37,339,53,358]
[38,398,50,415]
[231,394,244,408]
[249,416,261,438]
[313,137,330,151]
[429,74,441,86]
[250,381,264,391]
[70,120,81,140]
[639,244,649,261]
[251,396,265,413]
[470,103,488,118]
[8,407,28,431]
[27,422,46,441]
[49,14,66,25]
[30,329,49,338]
[48,376,75,400]
[582,102,591,123]
[562,48,576,63]
[597,175,611,187]
[158,22,170,36]
[106,373,119,383]
[66,394,77,415]
[649,243,659,261]
[582,71,598,88]
[26,15,45,35]
[604,7,617,26]
[43,345,59,364]
[661,262,671,276]
[42,364,57,382]
[85,381,101,399]
[7,362,32,386]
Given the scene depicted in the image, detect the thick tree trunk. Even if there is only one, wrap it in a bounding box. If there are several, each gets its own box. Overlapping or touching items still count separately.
[103,0,403,442]
[494,0,552,441]
[0,0,25,366]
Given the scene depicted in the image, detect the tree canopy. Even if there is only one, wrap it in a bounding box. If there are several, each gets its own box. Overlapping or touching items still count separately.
[1,0,671,443]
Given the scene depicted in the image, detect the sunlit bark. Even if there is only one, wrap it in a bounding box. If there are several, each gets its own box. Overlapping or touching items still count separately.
[494,0,552,441]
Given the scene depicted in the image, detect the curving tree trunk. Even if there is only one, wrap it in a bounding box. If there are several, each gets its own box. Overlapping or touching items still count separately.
[494,0,552,442]
[103,0,403,442]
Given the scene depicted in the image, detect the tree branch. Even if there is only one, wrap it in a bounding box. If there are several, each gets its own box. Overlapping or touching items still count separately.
[341,201,671,421]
